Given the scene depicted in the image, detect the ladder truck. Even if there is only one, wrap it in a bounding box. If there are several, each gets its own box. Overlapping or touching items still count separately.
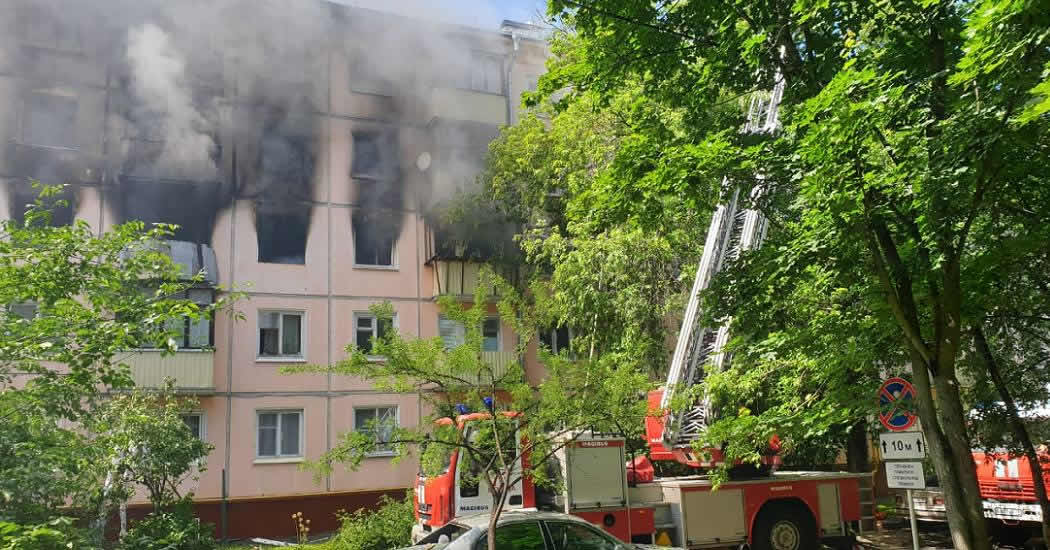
[412,79,867,549]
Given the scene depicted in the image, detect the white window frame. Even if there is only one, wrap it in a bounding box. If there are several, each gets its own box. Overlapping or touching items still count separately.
[467,51,504,95]
[353,311,398,359]
[180,411,207,441]
[255,409,304,461]
[354,406,399,457]
[438,315,465,350]
[257,310,306,361]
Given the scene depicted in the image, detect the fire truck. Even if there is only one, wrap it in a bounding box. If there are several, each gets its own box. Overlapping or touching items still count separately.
[896,450,1049,546]
[411,76,869,549]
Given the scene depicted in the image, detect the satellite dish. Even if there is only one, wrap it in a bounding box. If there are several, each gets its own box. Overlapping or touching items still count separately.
[416,151,431,172]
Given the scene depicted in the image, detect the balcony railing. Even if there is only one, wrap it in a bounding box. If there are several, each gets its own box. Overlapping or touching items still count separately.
[124,349,215,393]
[481,351,518,382]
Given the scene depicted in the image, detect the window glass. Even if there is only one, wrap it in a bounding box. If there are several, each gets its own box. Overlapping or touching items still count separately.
[188,317,211,348]
[181,414,203,440]
[356,315,374,353]
[258,411,301,458]
[259,312,280,355]
[546,522,621,550]
[474,522,545,550]
[482,318,499,352]
[356,406,397,454]
[280,412,300,456]
[258,413,278,456]
[281,313,302,355]
[439,317,465,349]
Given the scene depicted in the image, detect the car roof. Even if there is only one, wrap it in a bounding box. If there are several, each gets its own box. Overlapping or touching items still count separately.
[451,510,595,530]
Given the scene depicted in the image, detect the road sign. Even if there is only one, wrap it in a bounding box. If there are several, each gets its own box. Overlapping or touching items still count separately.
[880,432,927,460]
[879,377,918,431]
[886,461,926,490]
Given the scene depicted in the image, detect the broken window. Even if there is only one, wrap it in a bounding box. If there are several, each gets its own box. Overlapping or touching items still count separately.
[355,406,397,455]
[256,206,309,265]
[23,93,77,149]
[119,179,221,244]
[539,326,573,355]
[482,318,500,352]
[9,183,76,227]
[352,211,395,267]
[351,131,398,180]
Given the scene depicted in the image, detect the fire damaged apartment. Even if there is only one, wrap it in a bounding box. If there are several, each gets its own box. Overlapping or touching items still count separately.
[0,0,548,538]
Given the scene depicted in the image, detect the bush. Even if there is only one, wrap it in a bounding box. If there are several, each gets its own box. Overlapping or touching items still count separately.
[322,493,413,550]
[0,518,94,550]
[117,501,215,550]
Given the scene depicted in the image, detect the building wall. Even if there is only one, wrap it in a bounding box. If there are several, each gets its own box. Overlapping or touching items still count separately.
[0,0,548,539]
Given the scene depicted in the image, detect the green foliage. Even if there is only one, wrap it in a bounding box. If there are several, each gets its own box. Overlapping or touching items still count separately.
[90,383,214,510]
[287,268,648,533]
[0,518,94,550]
[116,500,216,550]
[315,494,414,550]
[0,186,233,536]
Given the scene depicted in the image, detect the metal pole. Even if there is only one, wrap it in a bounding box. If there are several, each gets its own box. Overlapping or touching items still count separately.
[907,489,920,550]
[221,468,228,543]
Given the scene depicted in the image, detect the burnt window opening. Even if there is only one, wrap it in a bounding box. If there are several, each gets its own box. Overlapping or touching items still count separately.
[256,204,310,265]
[539,326,573,356]
[9,183,76,227]
[119,179,223,245]
[23,93,77,149]
[352,211,395,267]
[255,129,314,201]
[351,131,398,180]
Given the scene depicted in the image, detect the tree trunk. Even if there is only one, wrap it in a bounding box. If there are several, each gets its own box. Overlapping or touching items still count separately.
[974,324,1050,544]
[909,348,992,550]
[846,420,870,473]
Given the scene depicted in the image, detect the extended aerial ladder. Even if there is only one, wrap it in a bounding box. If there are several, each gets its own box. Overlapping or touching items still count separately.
[649,76,786,466]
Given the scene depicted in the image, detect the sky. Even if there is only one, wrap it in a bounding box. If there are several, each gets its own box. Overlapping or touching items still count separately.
[335,0,548,30]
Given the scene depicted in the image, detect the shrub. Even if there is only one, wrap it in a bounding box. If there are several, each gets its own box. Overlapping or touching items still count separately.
[323,493,413,550]
[116,501,215,550]
[0,518,94,550]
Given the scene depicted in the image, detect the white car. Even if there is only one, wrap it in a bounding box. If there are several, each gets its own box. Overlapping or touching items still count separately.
[403,510,679,550]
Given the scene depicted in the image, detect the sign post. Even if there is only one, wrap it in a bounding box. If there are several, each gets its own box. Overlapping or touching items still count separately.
[879,378,924,550]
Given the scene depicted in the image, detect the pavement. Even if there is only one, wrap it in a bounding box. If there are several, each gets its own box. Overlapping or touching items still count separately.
[856,522,1044,549]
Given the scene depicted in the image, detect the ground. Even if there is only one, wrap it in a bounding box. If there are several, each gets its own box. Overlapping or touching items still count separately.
[857,522,1046,550]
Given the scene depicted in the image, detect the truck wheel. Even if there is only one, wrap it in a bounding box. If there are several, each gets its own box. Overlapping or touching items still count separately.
[751,503,817,550]
[988,520,1031,547]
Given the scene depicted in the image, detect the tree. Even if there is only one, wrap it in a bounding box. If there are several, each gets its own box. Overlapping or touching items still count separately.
[288,270,647,550]
[530,1,1050,548]
[0,185,231,539]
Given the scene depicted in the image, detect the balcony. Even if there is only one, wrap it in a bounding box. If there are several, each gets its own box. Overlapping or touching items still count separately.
[426,87,506,126]
[125,349,215,394]
[481,351,518,381]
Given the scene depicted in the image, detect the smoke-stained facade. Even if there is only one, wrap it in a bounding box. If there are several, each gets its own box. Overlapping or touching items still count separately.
[0,0,548,539]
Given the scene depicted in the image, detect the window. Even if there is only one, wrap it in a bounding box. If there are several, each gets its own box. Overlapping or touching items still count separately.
[181,413,205,440]
[482,318,500,352]
[352,213,395,267]
[257,410,302,458]
[539,326,572,355]
[473,522,545,550]
[24,93,77,149]
[352,132,381,178]
[439,317,465,349]
[8,302,37,320]
[354,313,394,355]
[466,53,503,94]
[256,208,309,264]
[258,311,303,358]
[355,406,397,456]
[439,317,498,351]
[546,521,621,550]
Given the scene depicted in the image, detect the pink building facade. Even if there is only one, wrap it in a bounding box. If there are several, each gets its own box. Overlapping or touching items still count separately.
[0,0,548,538]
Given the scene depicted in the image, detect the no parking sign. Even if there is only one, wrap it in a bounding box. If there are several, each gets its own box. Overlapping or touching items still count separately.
[879,377,918,432]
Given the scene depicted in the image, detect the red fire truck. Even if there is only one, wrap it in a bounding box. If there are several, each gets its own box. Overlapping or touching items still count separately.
[412,77,873,549]
[897,450,1049,546]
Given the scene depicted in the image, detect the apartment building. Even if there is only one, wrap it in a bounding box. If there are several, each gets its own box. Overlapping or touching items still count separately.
[0,0,549,538]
